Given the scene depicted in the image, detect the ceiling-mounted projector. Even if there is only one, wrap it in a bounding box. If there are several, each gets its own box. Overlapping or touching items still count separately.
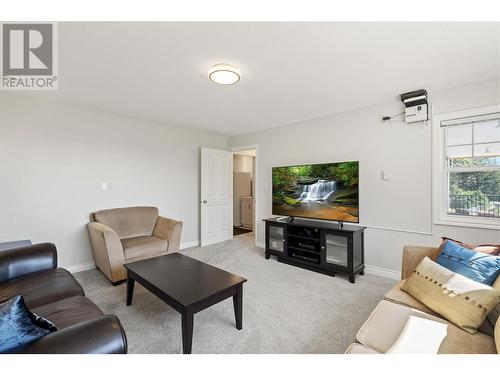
[401,89,428,123]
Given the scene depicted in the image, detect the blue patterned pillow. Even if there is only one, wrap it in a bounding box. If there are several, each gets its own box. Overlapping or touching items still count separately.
[0,295,57,353]
[437,240,500,286]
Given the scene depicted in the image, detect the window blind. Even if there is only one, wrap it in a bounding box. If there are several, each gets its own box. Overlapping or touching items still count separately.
[441,112,500,127]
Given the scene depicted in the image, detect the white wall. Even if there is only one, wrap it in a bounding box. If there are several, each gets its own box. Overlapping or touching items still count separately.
[1,79,498,277]
[228,79,500,278]
[0,94,227,270]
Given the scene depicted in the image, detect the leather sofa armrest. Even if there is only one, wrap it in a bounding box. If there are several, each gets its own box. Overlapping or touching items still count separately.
[0,243,57,284]
[153,216,183,252]
[12,315,127,354]
[87,222,125,282]
[401,245,440,280]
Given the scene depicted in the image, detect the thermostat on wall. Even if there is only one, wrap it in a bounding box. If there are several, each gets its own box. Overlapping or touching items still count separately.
[401,89,428,124]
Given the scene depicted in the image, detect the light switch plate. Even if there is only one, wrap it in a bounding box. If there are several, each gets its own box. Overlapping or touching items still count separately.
[382,171,391,181]
[101,182,108,190]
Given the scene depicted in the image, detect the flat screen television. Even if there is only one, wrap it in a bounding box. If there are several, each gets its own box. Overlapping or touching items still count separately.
[272,161,359,223]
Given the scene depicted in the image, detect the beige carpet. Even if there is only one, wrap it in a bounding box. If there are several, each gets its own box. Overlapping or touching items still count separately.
[74,233,394,354]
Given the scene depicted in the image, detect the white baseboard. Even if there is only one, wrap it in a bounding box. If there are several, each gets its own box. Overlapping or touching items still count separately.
[364,264,400,280]
[67,241,200,274]
[66,261,96,274]
[256,241,399,280]
[65,240,400,281]
[180,240,200,249]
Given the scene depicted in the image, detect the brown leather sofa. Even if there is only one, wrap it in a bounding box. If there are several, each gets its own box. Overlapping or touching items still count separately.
[87,206,183,284]
[0,243,127,354]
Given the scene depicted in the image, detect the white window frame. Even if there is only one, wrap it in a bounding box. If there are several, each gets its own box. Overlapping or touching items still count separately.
[432,104,500,230]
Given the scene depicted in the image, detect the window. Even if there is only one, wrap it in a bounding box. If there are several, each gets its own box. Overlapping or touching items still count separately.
[434,105,500,229]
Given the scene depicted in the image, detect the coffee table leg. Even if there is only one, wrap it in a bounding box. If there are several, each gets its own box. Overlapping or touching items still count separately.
[233,284,243,330]
[126,273,135,306]
[181,310,194,354]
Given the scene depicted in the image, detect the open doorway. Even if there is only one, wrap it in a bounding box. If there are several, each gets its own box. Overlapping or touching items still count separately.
[232,147,257,240]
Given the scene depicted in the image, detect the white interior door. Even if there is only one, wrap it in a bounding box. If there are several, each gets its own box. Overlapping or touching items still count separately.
[200,147,232,246]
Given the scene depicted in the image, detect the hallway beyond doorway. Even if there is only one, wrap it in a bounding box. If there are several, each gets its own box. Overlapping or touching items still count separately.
[233,226,252,236]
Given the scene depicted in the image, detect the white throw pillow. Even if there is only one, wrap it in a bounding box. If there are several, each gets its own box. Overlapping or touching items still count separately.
[386,315,448,354]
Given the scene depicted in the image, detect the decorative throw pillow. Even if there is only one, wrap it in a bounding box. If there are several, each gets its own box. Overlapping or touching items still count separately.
[437,240,500,286]
[441,237,500,256]
[0,295,57,353]
[402,257,500,334]
[439,239,500,335]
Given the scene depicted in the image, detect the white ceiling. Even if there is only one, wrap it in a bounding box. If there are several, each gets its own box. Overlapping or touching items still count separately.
[34,22,500,136]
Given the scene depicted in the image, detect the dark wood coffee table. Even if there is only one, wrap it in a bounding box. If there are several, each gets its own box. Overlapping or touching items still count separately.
[124,253,247,354]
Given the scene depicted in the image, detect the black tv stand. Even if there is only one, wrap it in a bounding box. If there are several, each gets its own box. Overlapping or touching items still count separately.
[264,217,365,283]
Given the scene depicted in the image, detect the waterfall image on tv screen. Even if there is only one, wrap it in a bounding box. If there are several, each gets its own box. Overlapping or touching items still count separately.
[272,161,359,223]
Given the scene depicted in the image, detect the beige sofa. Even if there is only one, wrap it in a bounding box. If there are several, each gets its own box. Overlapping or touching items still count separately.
[87,206,183,284]
[346,245,500,354]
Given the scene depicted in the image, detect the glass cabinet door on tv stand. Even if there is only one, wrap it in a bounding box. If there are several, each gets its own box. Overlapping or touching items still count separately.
[320,229,364,283]
[322,233,348,268]
[265,223,286,258]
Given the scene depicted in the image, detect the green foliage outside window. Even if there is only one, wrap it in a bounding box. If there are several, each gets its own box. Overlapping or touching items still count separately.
[448,157,500,216]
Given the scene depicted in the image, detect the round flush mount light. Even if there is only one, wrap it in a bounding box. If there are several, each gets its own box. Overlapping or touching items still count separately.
[208,63,241,85]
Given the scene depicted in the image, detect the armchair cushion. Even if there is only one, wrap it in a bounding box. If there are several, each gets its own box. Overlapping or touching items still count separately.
[122,236,168,261]
[93,206,159,239]
[0,268,84,309]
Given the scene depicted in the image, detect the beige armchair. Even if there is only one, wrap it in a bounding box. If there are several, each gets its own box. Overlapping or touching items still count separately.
[87,206,183,284]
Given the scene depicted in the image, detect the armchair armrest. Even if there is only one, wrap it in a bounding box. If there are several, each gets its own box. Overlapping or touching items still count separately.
[12,315,127,354]
[401,245,440,280]
[0,243,57,283]
[87,222,125,282]
[153,216,183,252]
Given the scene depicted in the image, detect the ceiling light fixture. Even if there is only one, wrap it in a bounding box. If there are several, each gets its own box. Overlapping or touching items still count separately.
[208,63,241,85]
